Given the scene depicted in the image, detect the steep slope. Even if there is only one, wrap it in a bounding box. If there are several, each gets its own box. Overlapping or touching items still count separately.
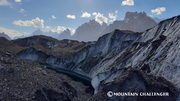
[72,19,107,41]
[102,12,157,35]
[0,37,24,53]
[0,32,11,40]
[90,15,180,95]
[0,50,91,101]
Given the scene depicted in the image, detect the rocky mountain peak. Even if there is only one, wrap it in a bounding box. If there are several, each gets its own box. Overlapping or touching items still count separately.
[124,11,150,21]
[102,22,107,28]
[102,11,157,35]
[31,28,43,36]
[72,19,107,41]
[89,19,99,25]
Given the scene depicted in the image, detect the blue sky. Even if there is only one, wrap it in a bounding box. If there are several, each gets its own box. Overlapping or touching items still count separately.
[0,0,180,39]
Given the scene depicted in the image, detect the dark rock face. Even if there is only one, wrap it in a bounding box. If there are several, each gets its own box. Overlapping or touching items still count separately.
[102,12,157,35]
[16,47,49,62]
[89,69,177,101]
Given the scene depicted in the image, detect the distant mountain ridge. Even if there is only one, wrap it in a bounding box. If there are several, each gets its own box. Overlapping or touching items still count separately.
[153,17,166,23]
[72,19,107,41]
[14,12,158,42]
[101,12,157,35]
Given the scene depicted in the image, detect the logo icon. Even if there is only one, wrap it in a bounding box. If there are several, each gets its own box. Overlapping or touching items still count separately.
[107,91,113,97]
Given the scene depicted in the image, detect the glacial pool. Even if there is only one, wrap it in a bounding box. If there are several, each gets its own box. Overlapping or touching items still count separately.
[40,63,92,86]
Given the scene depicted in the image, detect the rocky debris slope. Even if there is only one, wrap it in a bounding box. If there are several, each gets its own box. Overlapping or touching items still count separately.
[88,68,177,101]
[0,37,25,53]
[0,51,92,101]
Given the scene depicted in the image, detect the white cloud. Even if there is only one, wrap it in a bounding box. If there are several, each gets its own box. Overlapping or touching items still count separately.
[151,7,166,15]
[92,12,108,24]
[81,11,91,18]
[19,8,27,13]
[51,26,75,35]
[108,13,118,22]
[0,27,29,39]
[13,17,44,28]
[92,12,97,15]
[45,26,52,29]
[67,14,76,19]
[15,0,21,2]
[43,26,52,32]
[0,0,11,6]
[115,10,118,14]
[121,0,134,6]
[52,15,57,19]
[149,15,153,17]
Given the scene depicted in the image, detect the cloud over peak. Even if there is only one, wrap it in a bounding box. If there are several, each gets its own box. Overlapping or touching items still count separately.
[51,26,75,35]
[81,11,91,18]
[108,10,118,22]
[151,7,166,15]
[108,13,118,22]
[13,17,44,28]
[92,12,108,24]
[121,0,134,6]
[0,27,29,39]
[67,14,76,19]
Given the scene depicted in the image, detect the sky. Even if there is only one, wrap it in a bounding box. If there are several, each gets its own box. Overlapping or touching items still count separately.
[0,0,180,39]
